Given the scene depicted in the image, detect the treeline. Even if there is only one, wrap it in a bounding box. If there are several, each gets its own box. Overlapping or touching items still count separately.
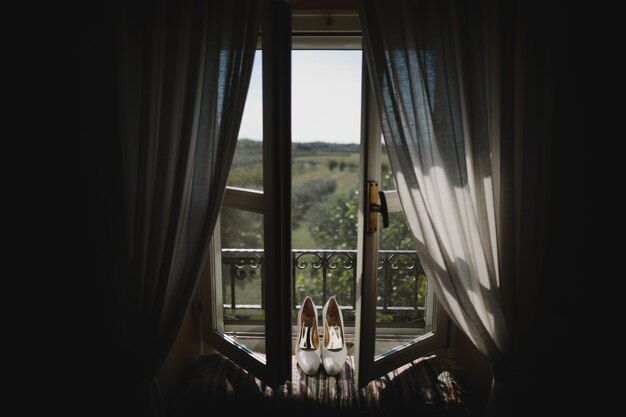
[293,141,359,154]
[230,139,360,169]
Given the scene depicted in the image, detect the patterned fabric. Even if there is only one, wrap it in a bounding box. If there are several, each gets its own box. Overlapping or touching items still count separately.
[173,354,470,416]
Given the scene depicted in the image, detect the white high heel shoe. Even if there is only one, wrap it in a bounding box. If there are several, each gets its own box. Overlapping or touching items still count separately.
[295,296,321,376]
[321,296,347,376]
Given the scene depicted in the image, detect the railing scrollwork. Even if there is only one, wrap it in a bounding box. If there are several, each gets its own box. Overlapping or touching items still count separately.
[221,249,427,324]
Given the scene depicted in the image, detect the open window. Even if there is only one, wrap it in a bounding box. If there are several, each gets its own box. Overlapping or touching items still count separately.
[201,3,449,388]
[201,1,292,385]
[354,67,449,387]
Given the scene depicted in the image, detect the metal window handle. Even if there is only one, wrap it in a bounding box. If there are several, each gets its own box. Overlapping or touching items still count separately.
[368,181,389,233]
[377,190,389,228]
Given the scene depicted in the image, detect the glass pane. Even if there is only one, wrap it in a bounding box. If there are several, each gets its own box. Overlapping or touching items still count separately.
[380,144,395,191]
[293,250,357,324]
[375,143,430,357]
[220,206,265,355]
[228,50,263,190]
[291,50,362,334]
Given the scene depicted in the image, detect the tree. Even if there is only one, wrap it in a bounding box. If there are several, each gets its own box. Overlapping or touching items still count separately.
[220,207,263,249]
[309,189,416,251]
[292,179,336,227]
[228,139,263,189]
[309,190,359,249]
[308,189,426,324]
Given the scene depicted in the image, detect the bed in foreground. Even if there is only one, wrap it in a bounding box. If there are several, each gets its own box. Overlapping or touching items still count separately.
[173,353,471,416]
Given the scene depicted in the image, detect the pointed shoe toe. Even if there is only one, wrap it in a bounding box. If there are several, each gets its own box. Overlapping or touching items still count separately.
[296,350,321,375]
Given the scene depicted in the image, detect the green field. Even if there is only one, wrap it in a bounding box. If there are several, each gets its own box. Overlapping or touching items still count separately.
[222,139,424,325]
[225,139,363,249]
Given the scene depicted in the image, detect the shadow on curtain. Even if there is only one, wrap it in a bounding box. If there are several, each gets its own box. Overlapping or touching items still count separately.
[360,0,572,415]
[82,0,260,414]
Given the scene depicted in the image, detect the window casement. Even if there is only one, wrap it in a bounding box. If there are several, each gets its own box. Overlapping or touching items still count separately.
[354,69,449,387]
[199,2,449,388]
[200,0,292,385]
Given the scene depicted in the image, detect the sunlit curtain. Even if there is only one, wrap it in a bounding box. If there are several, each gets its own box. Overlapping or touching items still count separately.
[84,0,260,414]
[360,0,562,415]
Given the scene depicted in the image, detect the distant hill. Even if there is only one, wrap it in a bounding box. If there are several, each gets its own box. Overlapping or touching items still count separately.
[229,139,262,169]
[233,139,359,163]
[231,139,360,169]
[292,141,359,155]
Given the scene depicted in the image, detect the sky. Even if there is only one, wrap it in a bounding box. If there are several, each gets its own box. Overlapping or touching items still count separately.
[237,50,362,144]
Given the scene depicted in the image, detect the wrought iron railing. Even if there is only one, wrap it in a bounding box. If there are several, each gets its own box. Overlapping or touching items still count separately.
[221,249,427,324]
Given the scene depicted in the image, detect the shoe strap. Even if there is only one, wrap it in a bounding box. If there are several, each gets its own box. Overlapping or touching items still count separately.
[325,324,344,350]
[299,323,318,350]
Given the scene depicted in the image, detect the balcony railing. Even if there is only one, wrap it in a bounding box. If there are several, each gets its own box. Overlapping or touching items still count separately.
[221,249,428,326]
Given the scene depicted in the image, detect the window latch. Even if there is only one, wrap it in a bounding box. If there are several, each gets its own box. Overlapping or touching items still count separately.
[367,181,389,233]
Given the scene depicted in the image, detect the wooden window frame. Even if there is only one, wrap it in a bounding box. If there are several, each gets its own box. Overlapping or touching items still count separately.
[200,3,450,389]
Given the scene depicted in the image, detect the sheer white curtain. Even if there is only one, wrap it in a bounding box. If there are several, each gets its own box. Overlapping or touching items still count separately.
[84,0,260,414]
[361,0,509,367]
[361,0,561,415]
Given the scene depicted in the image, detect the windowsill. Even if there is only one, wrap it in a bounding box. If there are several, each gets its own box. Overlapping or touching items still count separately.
[224,331,430,356]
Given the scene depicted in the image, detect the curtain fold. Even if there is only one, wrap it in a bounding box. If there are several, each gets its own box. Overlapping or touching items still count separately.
[360,0,561,415]
[86,0,260,414]
[361,0,509,367]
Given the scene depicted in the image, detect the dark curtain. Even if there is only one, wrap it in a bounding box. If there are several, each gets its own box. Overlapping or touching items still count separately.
[82,0,260,414]
[360,0,574,416]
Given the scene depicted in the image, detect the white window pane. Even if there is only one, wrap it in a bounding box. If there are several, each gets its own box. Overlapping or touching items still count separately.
[228,51,263,191]
[219,206,265,354]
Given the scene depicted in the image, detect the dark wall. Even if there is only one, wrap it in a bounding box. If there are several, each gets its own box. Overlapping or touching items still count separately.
[75,2,580,415]
[519,5,581,414]
[451,328,493,417]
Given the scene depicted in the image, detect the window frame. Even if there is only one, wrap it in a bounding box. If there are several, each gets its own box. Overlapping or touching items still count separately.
[354,64,449,387]
[201,0,292,387]
[200,5,450,388]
